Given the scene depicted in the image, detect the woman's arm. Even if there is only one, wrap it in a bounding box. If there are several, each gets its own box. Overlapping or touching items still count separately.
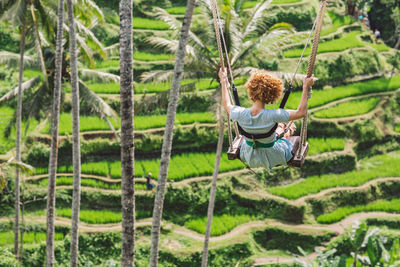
[287,75,315,121]
[219,67,234,114]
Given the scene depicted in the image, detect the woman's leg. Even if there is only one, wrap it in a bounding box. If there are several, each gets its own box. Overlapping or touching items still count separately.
[277,122,296,139]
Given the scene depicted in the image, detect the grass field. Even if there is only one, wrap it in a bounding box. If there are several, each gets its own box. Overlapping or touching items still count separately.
[41,112,215,134]
[0,231,63,246]
[165,6,201,15]
[85,77,237,94]
[134,51,174,61]
[35,151,245,181]
[184,214,254,236]
[321,11,354,37]
[370,43,391,52]
[283,31,364,58]
[283,75,400,110]
[313,97,380,118]
[34,176,147,191]
[29,209,150,224]
[317,199,400,224]
[267,151,400,199]
[133,17,170,30]
[307,137,346,155]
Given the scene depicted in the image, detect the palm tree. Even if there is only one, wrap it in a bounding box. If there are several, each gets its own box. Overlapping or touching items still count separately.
[201,103,224,267]
[0,0,114,133]
[142,0,293,83]
[119,0,134,265]
[149,1,197,266]
[66,0,81,265]
[46,0,64,265]
[0,0,30,259]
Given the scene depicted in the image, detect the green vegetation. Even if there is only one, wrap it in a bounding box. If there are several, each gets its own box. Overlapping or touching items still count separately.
[268,151,400,199]
[184,214,254,236]
[29,209,150,224]
[84,77,247,94]
[242,0,301,9]
[284,31,364,58]
[133,17,170,30]
[35,151,244,181]
[33,176,147,191]
[307,137,346,155]
[395,123,400,133]
[0,106,38,154]
[370,43,390,52]
[313,97,380,118]
[284,75,400,110]
[0,231,63,246]
[41,112,215,134]
[134,51,174,62]
[321,11,354,36]
[317,199,400,223]
[165,6,200,15]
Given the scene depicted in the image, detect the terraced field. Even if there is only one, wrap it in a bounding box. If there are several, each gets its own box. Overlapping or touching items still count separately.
[1,0,400,265]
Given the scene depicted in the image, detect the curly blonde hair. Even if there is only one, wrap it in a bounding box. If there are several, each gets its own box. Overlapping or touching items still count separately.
[245,70,284,104]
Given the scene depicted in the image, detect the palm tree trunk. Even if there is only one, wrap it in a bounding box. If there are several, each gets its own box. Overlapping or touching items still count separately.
[66,0,81,266]
[14,4,27,260]
[46,0,64,266]
[119,0,134,266]
[201,103,225,267]
[149,1,196,266]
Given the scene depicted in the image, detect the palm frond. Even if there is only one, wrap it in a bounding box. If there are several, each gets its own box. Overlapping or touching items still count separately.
[151,7,179,30]
[242,0,273,39]
[267,71,308,87]
[140,69,175,83]
[0,51,37,68]
[105,43,120,57]
[78,79,118,118]
[0,0,26,25]
[80,69,120,83]
[5,157,34,174]
[145,36,197,57]
[0,76,41,103]
[75,19,106,59]
[232,25,293,66]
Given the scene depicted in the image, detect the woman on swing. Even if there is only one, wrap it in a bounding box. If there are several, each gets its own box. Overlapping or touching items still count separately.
[219,68,315,169]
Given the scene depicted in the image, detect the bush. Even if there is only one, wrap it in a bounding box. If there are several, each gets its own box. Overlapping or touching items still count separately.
[0,248,18,266]
[355,135,400,159]
[267,151,400,199]
[308,49,384,87]
[24,143,50,167]
[301,153,356,177]
[253,227,333,253]
[263,6,315,32]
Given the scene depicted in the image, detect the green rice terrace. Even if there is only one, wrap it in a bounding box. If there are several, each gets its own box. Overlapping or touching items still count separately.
[1,0,400,266]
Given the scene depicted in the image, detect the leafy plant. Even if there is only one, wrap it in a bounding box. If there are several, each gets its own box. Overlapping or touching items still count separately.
[313,97,381,119]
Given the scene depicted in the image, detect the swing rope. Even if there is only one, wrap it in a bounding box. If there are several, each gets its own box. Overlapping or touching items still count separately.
[210,0,235,151]
[297,0,327,158]
[210,0,327,167]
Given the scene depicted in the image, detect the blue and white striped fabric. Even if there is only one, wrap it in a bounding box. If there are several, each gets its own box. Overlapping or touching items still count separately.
[230,105,293,169]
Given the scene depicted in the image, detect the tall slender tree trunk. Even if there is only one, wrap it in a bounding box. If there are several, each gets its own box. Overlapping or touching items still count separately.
[46,0,64,265]
[119,0,135,266]
[14,5,27,260]
[201,103,225,267]
[149,1,196,266]
[66,0,81,266]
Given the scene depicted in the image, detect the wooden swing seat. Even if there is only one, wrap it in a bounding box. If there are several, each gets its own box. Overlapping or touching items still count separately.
[287,136,308,168]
